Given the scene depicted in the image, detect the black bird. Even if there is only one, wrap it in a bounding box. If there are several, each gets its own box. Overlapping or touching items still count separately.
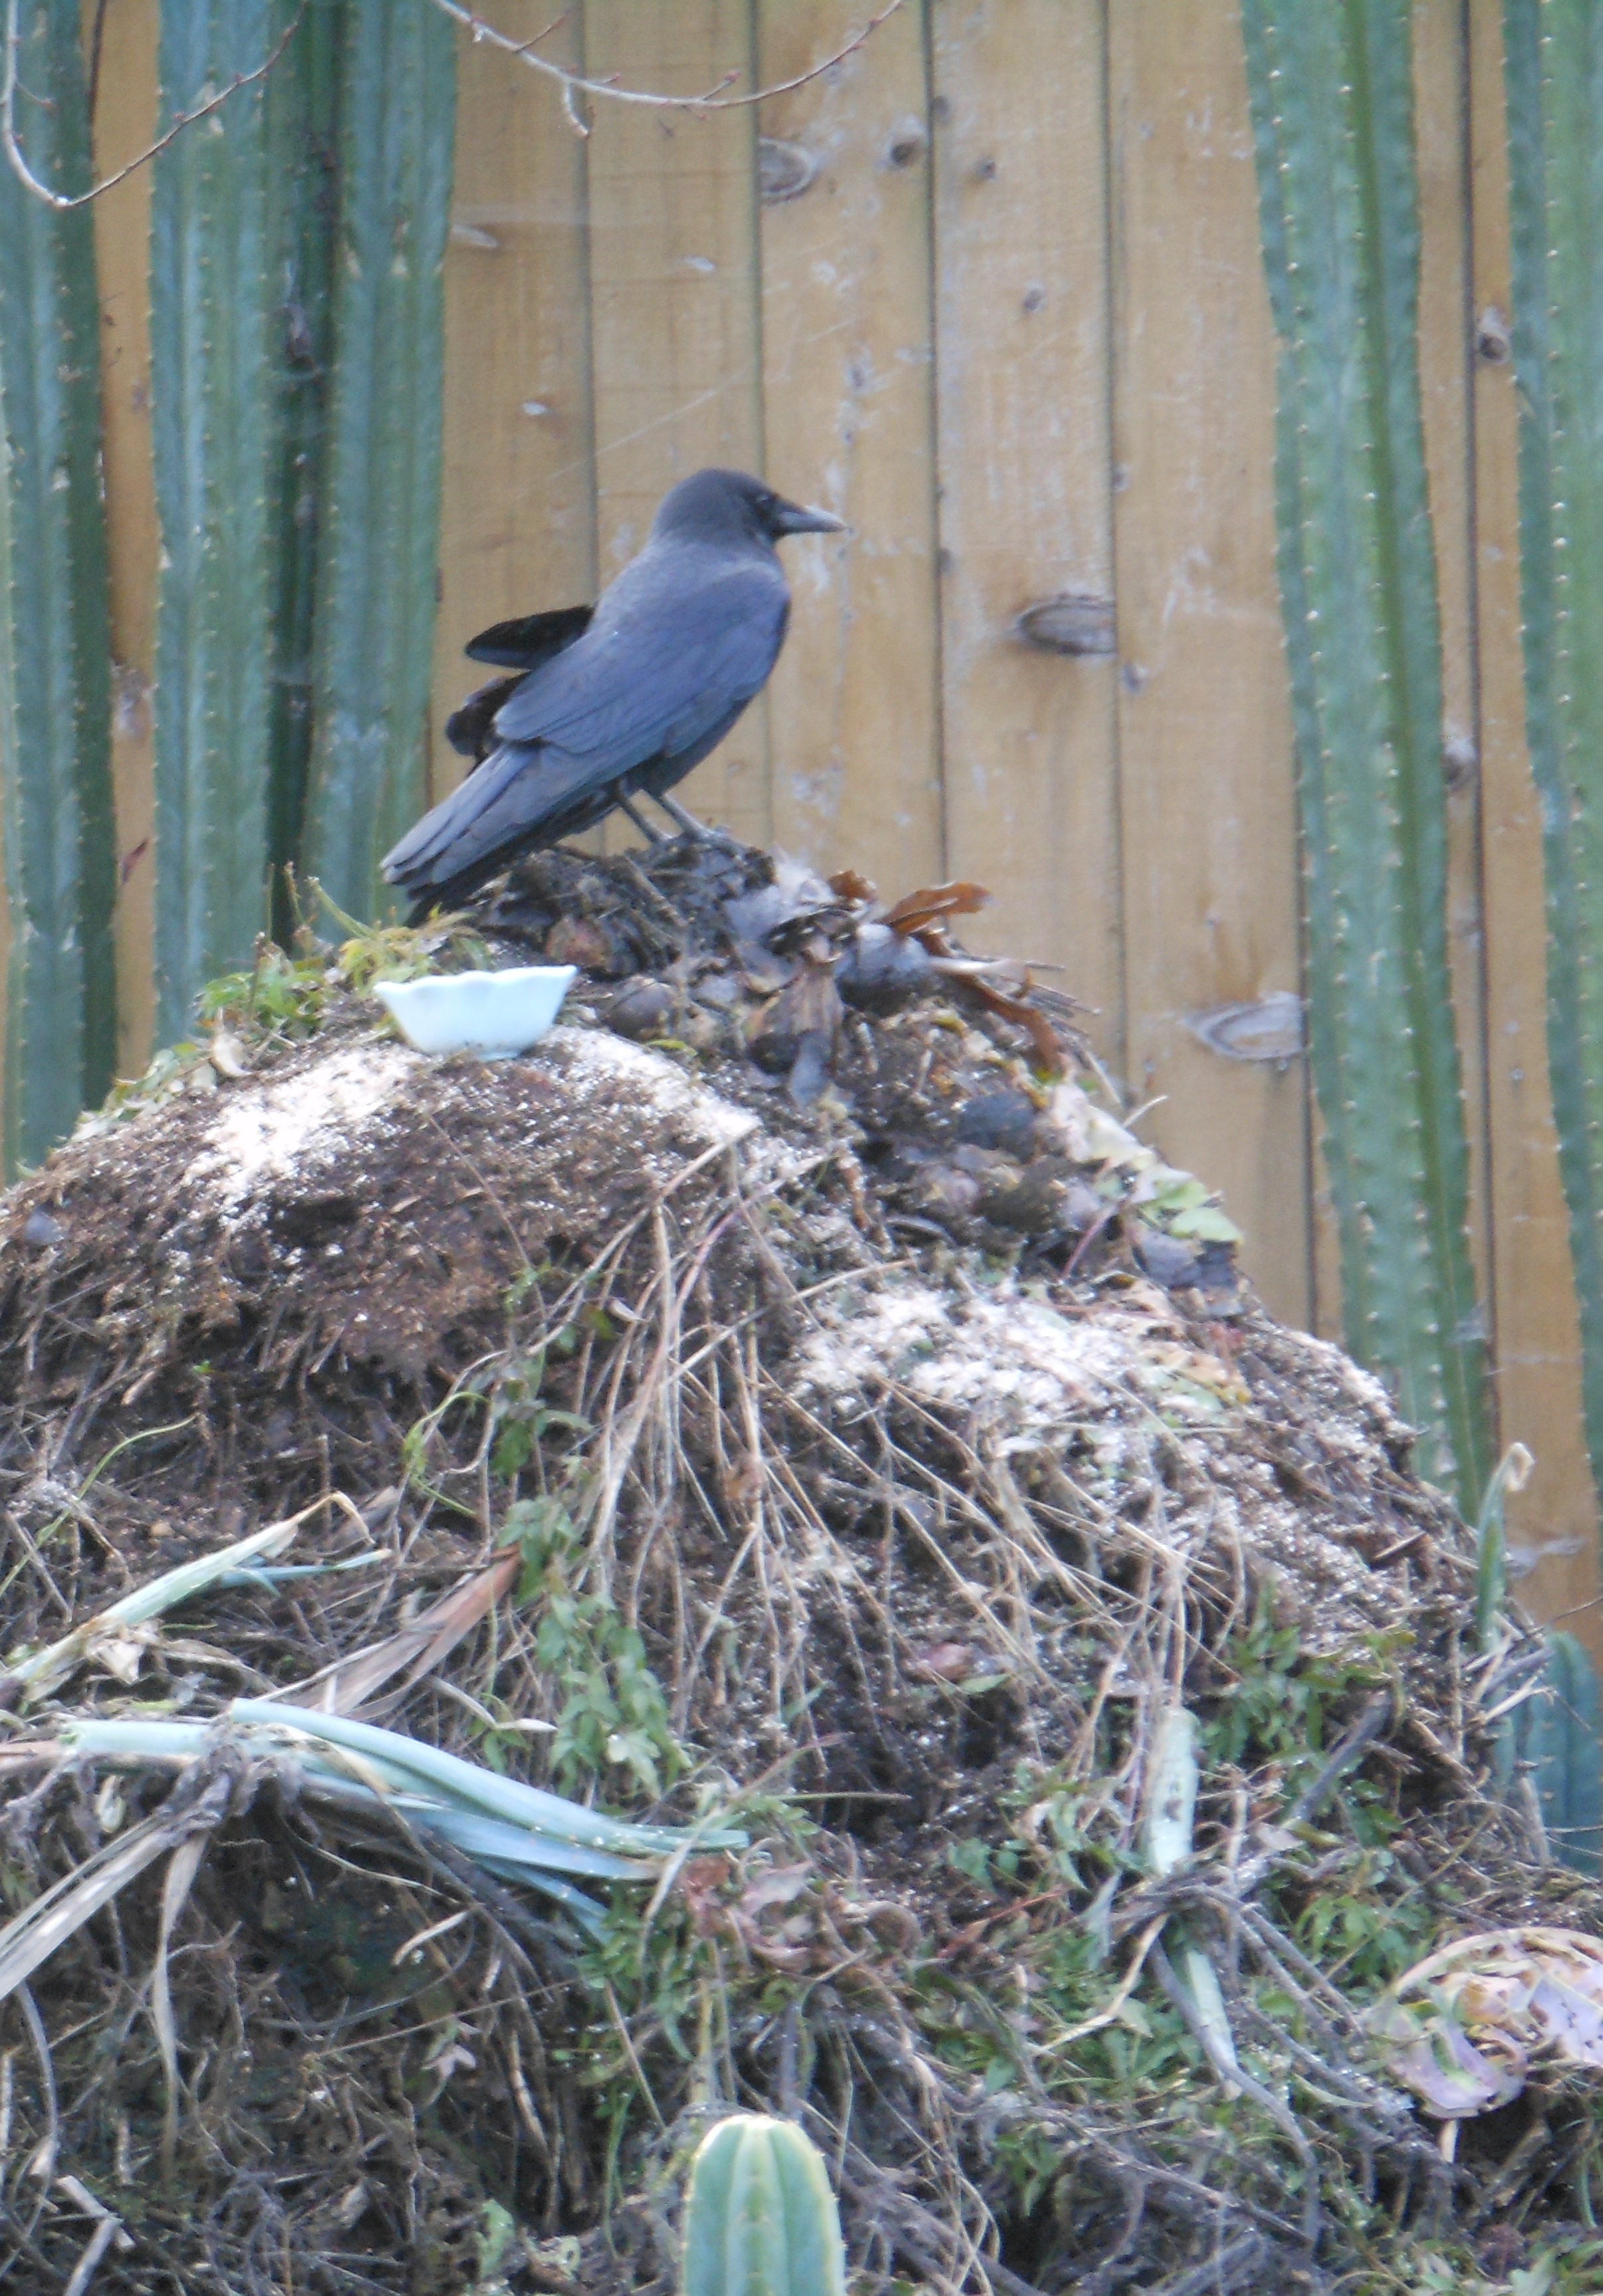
[382,467,844,915]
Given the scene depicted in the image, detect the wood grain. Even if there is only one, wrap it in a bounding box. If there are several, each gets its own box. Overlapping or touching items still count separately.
[757,0,941,896]
[582,0,767,849]
[1108,0,1309,1328]
[930,0,1121,1064]
[430,3,596,821]
[1467,4,1602,1657]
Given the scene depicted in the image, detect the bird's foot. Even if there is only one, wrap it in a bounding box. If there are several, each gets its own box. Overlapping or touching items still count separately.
[653,794,741,847]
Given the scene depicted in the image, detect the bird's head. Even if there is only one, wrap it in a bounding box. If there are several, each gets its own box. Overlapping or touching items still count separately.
[652,467,846,551]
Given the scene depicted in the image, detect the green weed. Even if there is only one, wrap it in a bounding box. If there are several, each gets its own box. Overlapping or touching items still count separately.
[498,1496,683,1799]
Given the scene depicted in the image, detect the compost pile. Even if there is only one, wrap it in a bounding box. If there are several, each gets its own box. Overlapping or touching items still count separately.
[0,833,1597,2296]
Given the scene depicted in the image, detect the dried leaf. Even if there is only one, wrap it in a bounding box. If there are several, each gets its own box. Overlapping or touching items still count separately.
[276,1548,520,1717]
[827,868,878,904]
[1370,1995,1525,2118]
[880,881,991,935]
[1374,1926,1603,2117]
[0,1814,182,2009]
[963,975,1067,1076]
[154,1834,209,2174]
[7,1508,322,1704]
[737,1865,813,1917]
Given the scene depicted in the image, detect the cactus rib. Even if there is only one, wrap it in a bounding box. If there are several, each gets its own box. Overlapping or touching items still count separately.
[301,0,457,921]
[1517,1631,1603,1877]
[681,2115,847,2296]
[0,0,116,1172]
[1241,0,1491,1504]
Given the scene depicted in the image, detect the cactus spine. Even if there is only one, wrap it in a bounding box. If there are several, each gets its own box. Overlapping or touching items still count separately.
[681,2116,847,2296]
[150,1,297,1042]
[1241,0,1491,1506]
[1503,0,1603,1538]
[0,0,116,1173]
[302,0,457,920]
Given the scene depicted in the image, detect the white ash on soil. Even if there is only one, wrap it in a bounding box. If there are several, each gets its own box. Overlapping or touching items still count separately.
[0,835,1592,2296]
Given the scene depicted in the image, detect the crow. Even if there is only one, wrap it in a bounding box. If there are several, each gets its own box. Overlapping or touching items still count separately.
[382,467,844,917]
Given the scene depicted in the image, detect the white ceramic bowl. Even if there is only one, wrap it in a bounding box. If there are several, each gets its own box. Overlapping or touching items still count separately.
[373,966,577,1058]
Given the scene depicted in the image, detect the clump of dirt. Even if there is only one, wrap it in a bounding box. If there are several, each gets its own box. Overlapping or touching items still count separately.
[0,833,1594,2296]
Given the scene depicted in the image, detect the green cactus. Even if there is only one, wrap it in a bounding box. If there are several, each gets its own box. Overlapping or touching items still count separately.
[264,0,341,933]
[0,0,116,1173]
[150,1,302,1042]
[1519,1632,1603,1877]
[1241,0,1491,1508]
[681,2115,846,2296]
[301,0,457,921]
[1504,0,1603,1538]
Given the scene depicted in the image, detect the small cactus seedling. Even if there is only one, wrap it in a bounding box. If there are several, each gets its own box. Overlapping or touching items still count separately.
[681,2115,846,2296]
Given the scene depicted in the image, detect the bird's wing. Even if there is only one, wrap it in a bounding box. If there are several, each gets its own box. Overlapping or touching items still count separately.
[444,672,524,758]
[382,740,613,887]
[491,560,789,775]
[464,603,594,669]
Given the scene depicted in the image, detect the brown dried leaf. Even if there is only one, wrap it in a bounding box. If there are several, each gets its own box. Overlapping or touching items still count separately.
[828,867,878,905]
[965,976,1067,1076]
[277,1548,521,1716]
[1374,1926,1603,2117]
[881,881,991,935]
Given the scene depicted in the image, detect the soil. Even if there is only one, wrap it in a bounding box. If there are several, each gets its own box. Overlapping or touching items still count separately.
[0,833,1593,2296]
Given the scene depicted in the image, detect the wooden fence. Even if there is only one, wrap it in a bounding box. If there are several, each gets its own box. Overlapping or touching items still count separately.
[23,0,1598,1647]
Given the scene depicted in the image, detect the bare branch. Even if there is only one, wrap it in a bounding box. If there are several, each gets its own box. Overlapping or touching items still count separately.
[1,0,307,213]
[427,0,906,137]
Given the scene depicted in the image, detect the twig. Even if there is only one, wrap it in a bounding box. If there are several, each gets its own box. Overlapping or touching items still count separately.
[427,0,906,137]
[1234,1690,1393,1890]
[2,0,307,213]
[17,1982,57,2184]
[1149,1944,1321,2253]
[1037,1915,1168,2053]
[55,2174,134,2296]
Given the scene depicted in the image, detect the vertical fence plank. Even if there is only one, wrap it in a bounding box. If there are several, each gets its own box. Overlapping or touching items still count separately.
[929,0,1118,1060]
[582,1,767,848]
[1108,1,1308,1327]
[757,0,941,894]
[1469,6,1602,1647]
[430,7,596,822]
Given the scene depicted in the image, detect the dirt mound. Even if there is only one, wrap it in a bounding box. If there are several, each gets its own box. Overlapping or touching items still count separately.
[0,836,1594,2295]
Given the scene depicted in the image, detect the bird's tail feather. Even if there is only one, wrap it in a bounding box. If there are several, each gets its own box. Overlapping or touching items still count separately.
[382,741,605,895]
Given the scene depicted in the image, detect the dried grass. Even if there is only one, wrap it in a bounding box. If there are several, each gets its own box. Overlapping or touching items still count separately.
[0,842,1596,2294]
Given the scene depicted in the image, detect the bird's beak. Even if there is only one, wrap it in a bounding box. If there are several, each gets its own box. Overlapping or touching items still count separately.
[772,497,848,536]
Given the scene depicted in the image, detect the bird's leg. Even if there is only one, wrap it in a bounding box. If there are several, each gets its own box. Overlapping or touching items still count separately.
[618,792,666,843]
[652,792,740,846]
